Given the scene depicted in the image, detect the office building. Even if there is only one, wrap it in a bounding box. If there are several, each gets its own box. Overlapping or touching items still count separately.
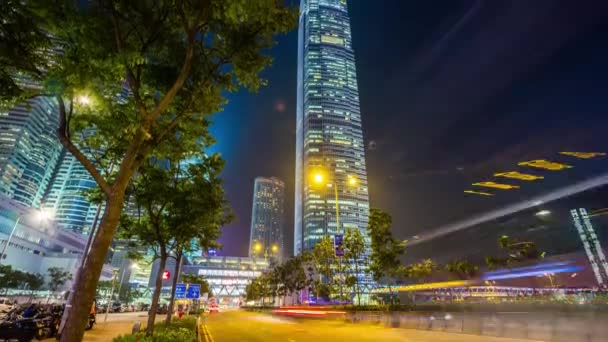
[0,97,62,208]
[43,151,102,235]
[249,177,285,260]
[0,196,114,291]
[180,256,269,306]
[294,0,370,255]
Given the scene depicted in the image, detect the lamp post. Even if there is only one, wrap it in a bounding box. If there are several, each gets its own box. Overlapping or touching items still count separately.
[0,209,53,265]
[312,170,358,302]
[104,269,119,323]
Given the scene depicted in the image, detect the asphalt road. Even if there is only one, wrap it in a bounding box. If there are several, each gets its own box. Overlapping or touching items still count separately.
[204,311,537,342]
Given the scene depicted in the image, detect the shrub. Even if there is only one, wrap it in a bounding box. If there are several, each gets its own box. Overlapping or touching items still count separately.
[113,317,198,342]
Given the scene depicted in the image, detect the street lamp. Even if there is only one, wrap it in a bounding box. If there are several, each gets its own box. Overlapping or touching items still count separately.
[77,95,91,105]
[0,208,53,265]
[311,169,359,301]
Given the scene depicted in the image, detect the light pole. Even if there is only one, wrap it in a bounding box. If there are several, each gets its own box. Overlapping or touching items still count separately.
[312,170,358,302]
[117,262,138,304]
[0,209,52,265]
[104,269,119,323]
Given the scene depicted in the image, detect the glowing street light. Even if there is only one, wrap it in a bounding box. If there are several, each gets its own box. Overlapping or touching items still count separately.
[254,242,262,253]
[313,172,324,184]
[347,175,358,186]
[0,208,53,265]
[77,95,91,105]
[271,245,279,253]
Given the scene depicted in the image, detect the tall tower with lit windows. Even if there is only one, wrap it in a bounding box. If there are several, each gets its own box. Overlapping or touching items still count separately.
[249,177,285,261]
[294,0,369,256]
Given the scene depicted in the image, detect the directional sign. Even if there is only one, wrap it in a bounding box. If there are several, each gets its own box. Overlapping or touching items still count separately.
[186,284,200,299]
[334,234,344,257]
[175,283,187,298]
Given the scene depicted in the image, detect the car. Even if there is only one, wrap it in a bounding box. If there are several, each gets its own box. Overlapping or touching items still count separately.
[208,304,219,314]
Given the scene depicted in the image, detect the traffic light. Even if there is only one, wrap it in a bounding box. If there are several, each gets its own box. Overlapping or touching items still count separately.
[162,270,171,280]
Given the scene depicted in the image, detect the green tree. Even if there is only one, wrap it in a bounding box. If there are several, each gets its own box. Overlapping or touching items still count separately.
[366,208,405,303]
[344,228,365,305]
[280,255,310,305]
[47,267,72,302]
[121,154,230,334]
[0,2,296,339]
[0,265,19,295]
[163,156,231,326]
[485,235,543,270]
[444,259,479,280]
[310,236,337,300]
[405,259,437,283]
[96,280,114,299]
[24,272,44,299]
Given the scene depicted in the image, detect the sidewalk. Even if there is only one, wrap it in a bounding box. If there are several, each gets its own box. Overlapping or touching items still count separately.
[82,321,140,342]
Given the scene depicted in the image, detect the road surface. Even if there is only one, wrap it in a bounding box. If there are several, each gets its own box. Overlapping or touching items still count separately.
[203,310,538,342]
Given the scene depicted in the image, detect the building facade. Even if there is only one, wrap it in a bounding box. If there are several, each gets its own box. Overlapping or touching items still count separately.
[249,177,285,260]
[43,151,101,235]
[0,97,62,208]
[0,196,114,290]
[294,0,370,255]
[180,256,269,306]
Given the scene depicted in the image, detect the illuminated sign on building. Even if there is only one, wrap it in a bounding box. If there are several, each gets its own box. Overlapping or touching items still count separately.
[571,208,608,286]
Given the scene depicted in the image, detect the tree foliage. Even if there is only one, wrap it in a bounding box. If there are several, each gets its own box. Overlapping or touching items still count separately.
[366,209,404,291]
[0,265,44,296]
[405,259,437,283]
[47,267,73,294]
[245,255,310,305]
[344,227,365,305]
[0,1,296,339]
[444,259,479,280]
[310,236,336,300]
[485,235,544,270]
[120,153,231,333]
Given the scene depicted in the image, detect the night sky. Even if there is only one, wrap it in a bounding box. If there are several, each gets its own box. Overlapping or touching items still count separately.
[209,0,608,257]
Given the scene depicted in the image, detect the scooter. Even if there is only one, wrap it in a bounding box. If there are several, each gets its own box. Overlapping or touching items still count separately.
[86,312,95,330]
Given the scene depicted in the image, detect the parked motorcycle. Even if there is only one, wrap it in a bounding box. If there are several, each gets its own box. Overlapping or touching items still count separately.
[0,317,43,342]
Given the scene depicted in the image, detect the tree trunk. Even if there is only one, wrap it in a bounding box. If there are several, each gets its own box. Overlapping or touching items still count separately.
[147,252,167,335]
[59,196,124,342]
[165,253,182,326]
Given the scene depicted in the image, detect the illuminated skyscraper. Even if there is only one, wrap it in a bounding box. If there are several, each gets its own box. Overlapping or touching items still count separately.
[294,0,369,255]
[43,151,101,235]
[0,97,62,207]
[249,177,285,261]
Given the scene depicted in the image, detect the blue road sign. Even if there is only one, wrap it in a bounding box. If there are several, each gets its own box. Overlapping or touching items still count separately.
[186,284,200,299]
[175,283,187,299]
[334,234,344,257]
